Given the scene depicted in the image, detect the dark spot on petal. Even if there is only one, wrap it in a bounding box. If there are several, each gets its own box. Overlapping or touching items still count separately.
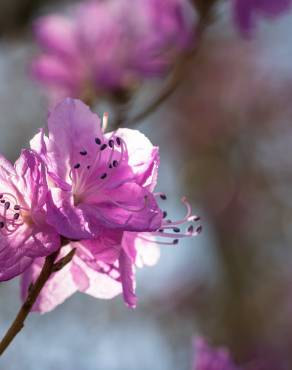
[95,137,101,145]
[87,165,91,170]
[187,225,194,233]
[116,137,121,146]
[14,213,20,220]
[0,200,5,204]
[14,205,20,210]
[173,227,180,233]
[74,163,80,169]
[160,194,167,200]
[108,139,114,148]
[0,221,4,228]
[162,211,167,218]
[196,225,203,234]
[100,173,107,179]
[80,150,87,156]
[113,160,118,167]
[0,194,3,199]
[100,144,107,151]
[5,202,10,209]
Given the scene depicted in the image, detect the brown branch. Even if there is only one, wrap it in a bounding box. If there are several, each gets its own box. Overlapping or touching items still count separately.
[0,246,75,356]
[125,1,217,128]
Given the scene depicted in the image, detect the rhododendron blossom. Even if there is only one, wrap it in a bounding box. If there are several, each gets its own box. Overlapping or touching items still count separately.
[31,0,196,103]
[0,150,60,281]
[233,0,291,35]
[31,98,163,240]
[23,98,201,311]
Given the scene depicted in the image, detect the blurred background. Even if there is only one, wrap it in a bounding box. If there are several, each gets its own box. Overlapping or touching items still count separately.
[0,0,292,369]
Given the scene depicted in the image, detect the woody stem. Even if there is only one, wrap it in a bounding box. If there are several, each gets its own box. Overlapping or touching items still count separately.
[0,246,75,356]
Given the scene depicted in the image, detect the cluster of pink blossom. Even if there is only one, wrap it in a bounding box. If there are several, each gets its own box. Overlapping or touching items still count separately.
[32,0,196,104]
[232,0,291,35]
[0,98,201,313]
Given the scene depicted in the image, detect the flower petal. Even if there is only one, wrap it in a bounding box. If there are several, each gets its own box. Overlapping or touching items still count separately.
[34,15,78,58]
[0,223,60,281]
[110,128,160,191]
[79,182,163,233]
[119,249,136,308]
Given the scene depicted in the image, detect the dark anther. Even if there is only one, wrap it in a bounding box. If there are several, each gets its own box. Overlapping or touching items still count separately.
[160,194,167,200]
[187,225,194,233]
[100,144,107,151]
[14,213,20,220]
[95,137,101,145]
[194,216,201,222]
[4,202,10,210]
[196,225,203,234]
[116,137,121,146]
[100,173,107,179]
[162,211,167,218]
[173,239,179,245]
[80,150,87,156]
[87,165,91,170]
[0,194,3,199]
[108,139,114,148]
[0,200,5,203]
[74,163,81,169]
[158,229,164,233]
[113,160,118,167]
[109,163,113,169]
[0,221,4,228]
[173,227,180,233]
[14,205,20,210]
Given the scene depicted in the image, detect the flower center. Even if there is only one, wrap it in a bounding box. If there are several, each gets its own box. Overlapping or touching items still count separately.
[0,192,29,235]
[70,133,126,204]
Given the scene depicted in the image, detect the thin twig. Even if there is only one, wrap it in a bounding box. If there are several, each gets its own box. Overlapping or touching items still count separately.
[0,247,75,356]
[125,1,216,128]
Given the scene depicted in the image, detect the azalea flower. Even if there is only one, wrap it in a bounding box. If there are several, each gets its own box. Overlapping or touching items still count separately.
[233,0,291,36]
[31,98,163,240]
[0,150,60,281]
[31,0,196,103]
[24,98,201,311]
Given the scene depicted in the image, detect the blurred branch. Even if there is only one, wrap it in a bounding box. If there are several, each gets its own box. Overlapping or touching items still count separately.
[125,0,217,128]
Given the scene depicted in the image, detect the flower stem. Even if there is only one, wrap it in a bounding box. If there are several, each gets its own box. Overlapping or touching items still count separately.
[0,248,74,356]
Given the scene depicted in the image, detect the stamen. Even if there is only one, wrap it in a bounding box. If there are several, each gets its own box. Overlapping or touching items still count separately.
[108,139,114,148]
[80,150,87,156]
[14,205,20,210]
[13,213,20,220]
[4,202,10,210]
[100,173,107,180]
[116,137,121,146]
[95,137,101,145]
[100,144,107,151]
[74,163,81,169]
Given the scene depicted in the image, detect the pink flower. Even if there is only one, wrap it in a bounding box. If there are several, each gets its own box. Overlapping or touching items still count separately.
[0,150,60,281]
[193,338,239,370]
[233,0,291,36]
[30,98,163,240]
[31,0,196,103]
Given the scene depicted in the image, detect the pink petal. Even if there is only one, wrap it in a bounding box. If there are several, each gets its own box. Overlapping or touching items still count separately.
[110,128,160,191]
[34,15,78,58]
[119,249,137,308]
